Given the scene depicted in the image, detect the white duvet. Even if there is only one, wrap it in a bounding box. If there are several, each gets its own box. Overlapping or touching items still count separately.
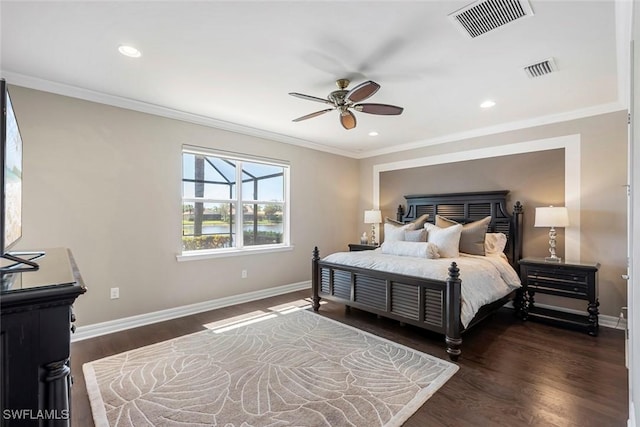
[322,249,521,328]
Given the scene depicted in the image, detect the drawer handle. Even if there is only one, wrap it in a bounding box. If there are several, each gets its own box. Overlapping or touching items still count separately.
[70,324,76,334]
[71,313,76,322]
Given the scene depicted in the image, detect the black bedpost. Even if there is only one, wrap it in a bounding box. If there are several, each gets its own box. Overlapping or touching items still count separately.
[445,262,462,361]
[510,201,526,317]
[396,205,405,222]
[512,201,524,271]
[312,247,321,312]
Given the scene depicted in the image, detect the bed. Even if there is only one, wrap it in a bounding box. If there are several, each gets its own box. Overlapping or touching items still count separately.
[311,190,524,361]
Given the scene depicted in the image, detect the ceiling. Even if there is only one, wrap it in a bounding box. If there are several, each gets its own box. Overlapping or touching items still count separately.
[0,1,628,158]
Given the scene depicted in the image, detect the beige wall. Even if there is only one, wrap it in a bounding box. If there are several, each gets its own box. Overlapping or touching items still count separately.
[359,111,628,317]
[9,86,359,326]
[9,84,628,325]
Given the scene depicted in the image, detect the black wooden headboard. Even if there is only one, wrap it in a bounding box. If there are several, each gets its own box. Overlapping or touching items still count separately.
[396,190,523,267]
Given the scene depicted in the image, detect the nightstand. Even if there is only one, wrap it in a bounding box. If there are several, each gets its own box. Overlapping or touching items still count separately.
[517,258,600,336]
[348,244,378,251]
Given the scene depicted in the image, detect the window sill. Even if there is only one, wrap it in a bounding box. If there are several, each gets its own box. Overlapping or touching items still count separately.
[176,244,294,262]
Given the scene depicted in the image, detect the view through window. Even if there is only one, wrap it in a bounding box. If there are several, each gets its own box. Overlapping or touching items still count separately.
[182,147,289,253]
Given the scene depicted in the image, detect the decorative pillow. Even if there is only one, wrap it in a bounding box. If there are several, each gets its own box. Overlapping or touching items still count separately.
[485,232,508,255]
[383,214,429,242]
[424,223,463,258]
[385,213,430,229]
[383,222,414,242]
[381,241,439,258]
[435,215,491,256]
[404,228,427,242]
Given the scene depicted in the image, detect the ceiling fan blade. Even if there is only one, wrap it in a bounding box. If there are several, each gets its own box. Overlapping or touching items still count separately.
[345,80,380,103]
[289,92,333,105]
[292,108,334,122]
[354,103,404,115]
[340,110,357,130]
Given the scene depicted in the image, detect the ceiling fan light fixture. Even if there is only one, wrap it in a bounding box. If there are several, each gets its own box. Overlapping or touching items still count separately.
[340,110,357,130]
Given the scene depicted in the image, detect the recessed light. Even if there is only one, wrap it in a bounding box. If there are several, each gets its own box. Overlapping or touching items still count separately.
[480,100,496,109]
[368,131,379,137]
[118,45,142,58]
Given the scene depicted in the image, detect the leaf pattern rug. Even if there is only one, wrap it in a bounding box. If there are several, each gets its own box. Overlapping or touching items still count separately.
[83,309,458,427]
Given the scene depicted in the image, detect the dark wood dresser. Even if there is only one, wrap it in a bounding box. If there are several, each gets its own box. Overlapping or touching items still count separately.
[0,248,86,426]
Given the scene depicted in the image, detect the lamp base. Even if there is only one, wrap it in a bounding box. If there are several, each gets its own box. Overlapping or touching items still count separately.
[544,256,562,263]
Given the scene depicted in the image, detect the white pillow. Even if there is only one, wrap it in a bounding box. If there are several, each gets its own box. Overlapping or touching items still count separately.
[485,232,508,255]
[381,241,440,258]
[424,223,463,258]
[383,222,415,242]
[383,214,429,242]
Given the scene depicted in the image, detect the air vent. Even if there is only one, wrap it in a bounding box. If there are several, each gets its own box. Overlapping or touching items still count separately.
[449,0,534,38]
[524,58,557,78]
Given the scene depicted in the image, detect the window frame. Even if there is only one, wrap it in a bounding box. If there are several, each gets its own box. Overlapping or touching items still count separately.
[178,146,291,260]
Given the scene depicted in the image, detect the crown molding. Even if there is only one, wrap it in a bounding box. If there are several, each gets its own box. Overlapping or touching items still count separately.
[0,71,360,159]
[2,70,626,161]
[358,101,626,159]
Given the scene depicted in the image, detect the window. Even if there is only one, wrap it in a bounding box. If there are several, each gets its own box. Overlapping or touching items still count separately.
[181,146,289,255]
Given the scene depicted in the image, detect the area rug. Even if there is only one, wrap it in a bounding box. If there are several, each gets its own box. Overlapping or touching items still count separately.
[83,309,458,427]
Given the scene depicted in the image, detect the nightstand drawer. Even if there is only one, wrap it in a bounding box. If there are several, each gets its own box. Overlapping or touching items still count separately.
[525,269,589,298]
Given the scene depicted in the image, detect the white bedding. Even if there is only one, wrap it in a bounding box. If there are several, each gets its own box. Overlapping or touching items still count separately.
[322,249,521,328]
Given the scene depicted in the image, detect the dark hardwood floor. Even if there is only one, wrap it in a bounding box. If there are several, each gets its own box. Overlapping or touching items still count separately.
[71,290,627,426]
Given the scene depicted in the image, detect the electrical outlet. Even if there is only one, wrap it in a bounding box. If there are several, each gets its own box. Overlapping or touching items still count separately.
[241,269,248,279]
[110,287,120,299]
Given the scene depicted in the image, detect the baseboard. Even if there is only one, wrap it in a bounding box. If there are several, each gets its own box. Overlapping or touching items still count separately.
[74,283,625,342]
[72,281,311,342]
[504,301,626,330]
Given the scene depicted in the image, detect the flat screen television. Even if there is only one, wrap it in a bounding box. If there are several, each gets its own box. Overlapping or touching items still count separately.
[1,79,42,273]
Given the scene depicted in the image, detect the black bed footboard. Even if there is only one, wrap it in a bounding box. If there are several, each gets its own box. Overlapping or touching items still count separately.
[311,247,463,361]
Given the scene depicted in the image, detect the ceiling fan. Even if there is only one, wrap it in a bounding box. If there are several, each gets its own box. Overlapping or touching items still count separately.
[289,79,404,130]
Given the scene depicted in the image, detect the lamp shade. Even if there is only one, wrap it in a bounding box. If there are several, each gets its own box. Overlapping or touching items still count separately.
[534,206,569,227]
[364,210,382,224]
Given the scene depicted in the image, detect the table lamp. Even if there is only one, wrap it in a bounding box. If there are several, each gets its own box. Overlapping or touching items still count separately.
[364,210,382,246]
[534,206,569,262]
